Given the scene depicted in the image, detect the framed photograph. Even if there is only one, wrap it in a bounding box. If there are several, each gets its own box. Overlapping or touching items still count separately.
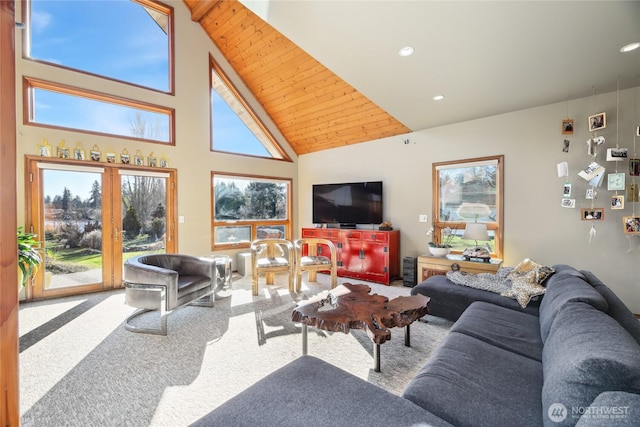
[57,146,70,159]
[90,144,101,162]
[611,195,624,210]
[630,159,640,176]
[134,154,144,166]
[636,126,640,137]
[120,149,130,165]
[562,183,571,198]
[148,155,157,167]
[39,144,51,157]
[586,188,595,199]
[74,148,86,161]
[588,112,606,132]
[561,198,575,208]
[106,152,116,163]
[562,119,574,135]
[581,208,604,221]
[562,139,570,153]
[606,147,628,161]
[159,158,168,168]
[623,216,640,234]
[628,183,639,202]
[607,173,625,191]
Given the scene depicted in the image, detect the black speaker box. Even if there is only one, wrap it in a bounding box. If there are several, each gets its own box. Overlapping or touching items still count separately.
[403,256,417,287]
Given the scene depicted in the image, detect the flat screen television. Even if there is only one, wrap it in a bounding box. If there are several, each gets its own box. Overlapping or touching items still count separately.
[312,181,383,226]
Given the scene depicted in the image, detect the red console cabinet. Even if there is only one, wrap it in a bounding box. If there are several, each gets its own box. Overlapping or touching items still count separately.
[301,228,400,285]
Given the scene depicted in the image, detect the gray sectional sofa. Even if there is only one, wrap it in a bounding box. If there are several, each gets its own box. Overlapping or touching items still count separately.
[191,264,640,426]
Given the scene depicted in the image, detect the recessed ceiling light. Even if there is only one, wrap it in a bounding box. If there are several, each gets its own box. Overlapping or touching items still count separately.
[432,95,445,101]
[620,42,640,53]
[398,46,414,57]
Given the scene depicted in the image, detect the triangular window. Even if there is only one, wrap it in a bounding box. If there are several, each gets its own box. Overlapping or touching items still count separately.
[210,58,290,160]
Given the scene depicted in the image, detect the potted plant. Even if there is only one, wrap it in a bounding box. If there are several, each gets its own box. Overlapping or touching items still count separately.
[18,226,42,288]
[426,224,457,257]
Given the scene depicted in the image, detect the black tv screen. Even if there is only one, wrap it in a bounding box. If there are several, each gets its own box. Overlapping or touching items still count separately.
[312,181,383,225]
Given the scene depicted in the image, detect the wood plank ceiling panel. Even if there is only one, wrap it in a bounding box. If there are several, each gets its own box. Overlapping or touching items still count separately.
[184,0,410,155]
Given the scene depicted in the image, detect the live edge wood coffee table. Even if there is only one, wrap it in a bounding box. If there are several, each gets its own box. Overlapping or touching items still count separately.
[291,283,430,372]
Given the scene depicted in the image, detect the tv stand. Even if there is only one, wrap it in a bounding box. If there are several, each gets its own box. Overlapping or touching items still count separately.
[301,227,400,285]
[339,223,357,229]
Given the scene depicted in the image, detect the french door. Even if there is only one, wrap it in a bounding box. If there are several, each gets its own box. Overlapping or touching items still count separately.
[25,157,176,301]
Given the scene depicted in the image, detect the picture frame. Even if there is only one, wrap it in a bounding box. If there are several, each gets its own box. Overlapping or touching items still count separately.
[585,188,595,199]
[581,208,604,221]
[57,146,70,159]
[74,148,86,161]
[623,216,640,234]
[90,145,101,162]
[562,183,571,198]
[134,151,144,166]
[606,147,628,161]
[561,119,574,135]
[628,183,639,203]
[148,155,157,167]
[630,159,640,176]
[39,142,51,157]
[611,195,624,210]
[120,149,130,165]
[561,198,575,208]
[160,157,169,168]
[607,173,625,191]
[588,112,606,132]
[106,152,116,163]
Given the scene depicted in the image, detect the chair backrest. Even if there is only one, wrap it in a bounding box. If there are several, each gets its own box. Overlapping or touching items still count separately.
[294,238,336,260]
[251,239,293,261]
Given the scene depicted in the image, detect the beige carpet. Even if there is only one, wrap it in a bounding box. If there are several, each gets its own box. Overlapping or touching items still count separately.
[19,273,452,427]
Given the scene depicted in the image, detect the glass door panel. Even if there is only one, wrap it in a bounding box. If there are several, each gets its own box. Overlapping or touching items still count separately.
[120,173,168,265]
[41,169,104,292]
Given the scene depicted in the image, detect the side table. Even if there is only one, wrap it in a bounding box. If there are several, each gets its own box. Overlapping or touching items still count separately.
[417,254,502,282]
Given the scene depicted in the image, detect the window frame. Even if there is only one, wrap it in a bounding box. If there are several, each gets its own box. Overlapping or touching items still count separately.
[23,77,176,145]
[432,155,504,258]
[23,0,175,95]
[211,171,292,250]
[210,56,291,161]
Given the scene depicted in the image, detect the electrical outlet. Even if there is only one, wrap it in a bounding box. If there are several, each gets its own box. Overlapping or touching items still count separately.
[419,214,428,223]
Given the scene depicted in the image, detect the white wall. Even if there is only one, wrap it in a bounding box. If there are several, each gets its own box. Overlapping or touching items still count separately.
[298,87,640,313]
[14,1,298,265]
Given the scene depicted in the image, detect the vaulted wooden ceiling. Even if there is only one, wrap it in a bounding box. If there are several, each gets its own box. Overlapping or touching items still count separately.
[183,0,410,155]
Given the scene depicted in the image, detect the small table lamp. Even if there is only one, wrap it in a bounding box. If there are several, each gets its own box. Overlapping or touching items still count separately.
[462,222,490,259]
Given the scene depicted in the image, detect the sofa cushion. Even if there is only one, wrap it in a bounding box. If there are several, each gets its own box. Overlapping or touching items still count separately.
[538,267,608,342]
[412,275,541,322]
[403,331,543,427]
[451,301,543,361]
[574,392,640,426]
[580,270,640,346]
[191,355,453,427]
[542,302,640,427]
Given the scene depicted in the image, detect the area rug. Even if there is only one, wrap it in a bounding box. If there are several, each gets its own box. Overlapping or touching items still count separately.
[19,273,452,427]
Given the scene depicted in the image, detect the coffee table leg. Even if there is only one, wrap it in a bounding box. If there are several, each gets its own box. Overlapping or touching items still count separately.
[374,343,381,372]
[405,324,411,347]
[302,324,308,355]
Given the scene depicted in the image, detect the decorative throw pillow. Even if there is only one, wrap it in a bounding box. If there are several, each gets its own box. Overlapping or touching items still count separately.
[501,275,547,308]
[508,258,554,285]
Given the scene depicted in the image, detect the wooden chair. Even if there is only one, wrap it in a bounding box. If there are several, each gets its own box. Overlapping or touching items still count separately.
[294,238,338,291]
[251,239,295,295]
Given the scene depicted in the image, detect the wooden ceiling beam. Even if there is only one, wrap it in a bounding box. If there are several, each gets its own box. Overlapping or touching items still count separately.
[189,0,221,22]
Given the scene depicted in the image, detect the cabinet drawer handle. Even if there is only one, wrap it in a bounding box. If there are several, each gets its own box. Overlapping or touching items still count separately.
[451,263,460,272]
